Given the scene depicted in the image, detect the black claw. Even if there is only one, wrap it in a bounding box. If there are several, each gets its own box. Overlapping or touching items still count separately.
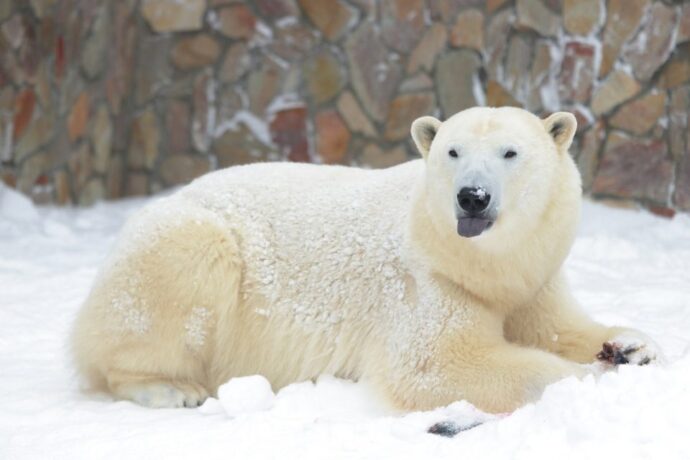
[428,421,482,438]
[612,349,630,365]
[597,342,615,362]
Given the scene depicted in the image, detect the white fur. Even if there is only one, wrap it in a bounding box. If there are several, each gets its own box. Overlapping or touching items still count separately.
[72,107,659,413]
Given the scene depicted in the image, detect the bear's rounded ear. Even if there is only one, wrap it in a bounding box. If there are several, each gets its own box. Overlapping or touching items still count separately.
[411,116,442,160]
[542,112,577,151]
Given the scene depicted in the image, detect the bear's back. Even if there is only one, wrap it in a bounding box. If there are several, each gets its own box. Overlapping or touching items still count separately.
[178,160,422,333]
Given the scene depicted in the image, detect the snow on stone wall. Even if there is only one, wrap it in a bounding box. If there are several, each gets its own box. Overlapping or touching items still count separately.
[0,0,689,214]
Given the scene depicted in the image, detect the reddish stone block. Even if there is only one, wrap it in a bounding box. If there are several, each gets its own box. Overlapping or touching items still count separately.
[217,5,257,39]
[648,206,676,219]
[298,0,354,41]
[13,88,36,140]
[55,35,65,80]
[35,174,50,186]
[381,0,426,53]
[315,109,350,164]
[166,100,191,155]
[558,42,595,103]
[68,92,90,142]
[254,0,299,20]
[592,133,673,204]
[270,107,309,162]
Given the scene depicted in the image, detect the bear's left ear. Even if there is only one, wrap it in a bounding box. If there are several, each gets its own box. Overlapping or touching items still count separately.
[542,112,577,151]
[411,116,442,160]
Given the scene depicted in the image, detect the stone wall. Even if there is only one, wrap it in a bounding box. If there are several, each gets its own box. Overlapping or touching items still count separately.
[1,0,689,214]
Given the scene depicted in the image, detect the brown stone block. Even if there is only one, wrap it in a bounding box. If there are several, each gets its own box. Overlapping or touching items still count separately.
[53,169,72,205]
[254,0,300,21]
[505,34,532,98]
[336,92,377,138]
[668,86,689,162]
[298,0,355,41]
[486,80,521,108]
[106,155,124,199]
[563,0,602,36]
[435,50,481,117]
[129,108,160,169]
[345,22,402,123]
[407,23,447,74]
[248,57,283,116]
[591,70,641,116]
[623,2,678,82]
[599,0,649,78]
[558,41,595,104]
[166,100,191,155]
[141,0,205,33]
[217,5,257,39]
[485,9,514,81]
[515,0,560,37]
[92,104,112,173]
[609,92,666,136]
[270,22,317,61]
[270,107,309,162]
[219,42,251,83]
[384,92,435,141]
[658,44,690,90]
[592,132,672,204]
[304,49,346,105]
[14,113,54,161]
[13,88,36,141]
[213,124,272,167]
[315,109,350,164]
[576,121,604,190]
[67,91,91,142]
[381,0,426,53]
[674,153,690,211]
[450,9,484,51]
[171,34,221,70]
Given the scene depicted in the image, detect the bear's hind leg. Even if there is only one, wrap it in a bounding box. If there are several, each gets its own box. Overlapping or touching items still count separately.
[72,207,243,408]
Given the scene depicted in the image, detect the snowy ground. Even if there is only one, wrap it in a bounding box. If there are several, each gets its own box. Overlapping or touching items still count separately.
[1,184,690,460]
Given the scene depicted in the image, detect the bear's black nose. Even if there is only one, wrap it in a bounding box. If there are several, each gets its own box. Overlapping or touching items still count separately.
[458,187,491,215]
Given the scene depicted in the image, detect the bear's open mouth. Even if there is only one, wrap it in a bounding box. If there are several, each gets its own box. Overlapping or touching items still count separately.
[457,217,493,238]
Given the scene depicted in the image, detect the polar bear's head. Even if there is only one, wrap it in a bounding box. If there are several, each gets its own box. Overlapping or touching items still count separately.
[411,107,579,242]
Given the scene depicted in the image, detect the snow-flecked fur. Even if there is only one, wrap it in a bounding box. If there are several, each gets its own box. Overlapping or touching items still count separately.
[71,107,659,412]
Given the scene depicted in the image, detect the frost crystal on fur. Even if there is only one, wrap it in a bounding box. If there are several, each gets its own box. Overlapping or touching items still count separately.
[185,307,211,349]
[109,290,151,335]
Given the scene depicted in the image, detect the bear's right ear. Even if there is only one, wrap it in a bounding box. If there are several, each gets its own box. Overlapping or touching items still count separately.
[411,116,442,160]
[542,112,577,151]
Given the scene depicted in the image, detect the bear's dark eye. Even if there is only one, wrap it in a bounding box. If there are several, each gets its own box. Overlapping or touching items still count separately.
[504,150,517,159]
[449,149,458,158]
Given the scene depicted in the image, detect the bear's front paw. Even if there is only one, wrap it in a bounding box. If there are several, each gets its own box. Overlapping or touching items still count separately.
[597,332,662,366]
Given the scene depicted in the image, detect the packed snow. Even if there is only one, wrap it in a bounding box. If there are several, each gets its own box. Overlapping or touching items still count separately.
[1,182,690,460]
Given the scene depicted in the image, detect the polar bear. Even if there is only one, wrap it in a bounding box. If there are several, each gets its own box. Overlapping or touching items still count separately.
[72,107,660,413]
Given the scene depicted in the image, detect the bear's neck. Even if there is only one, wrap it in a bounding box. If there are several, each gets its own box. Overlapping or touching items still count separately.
[406,180,580,314]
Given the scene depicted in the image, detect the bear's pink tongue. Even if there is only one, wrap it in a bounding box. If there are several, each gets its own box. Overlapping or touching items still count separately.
[457,217,493,238]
